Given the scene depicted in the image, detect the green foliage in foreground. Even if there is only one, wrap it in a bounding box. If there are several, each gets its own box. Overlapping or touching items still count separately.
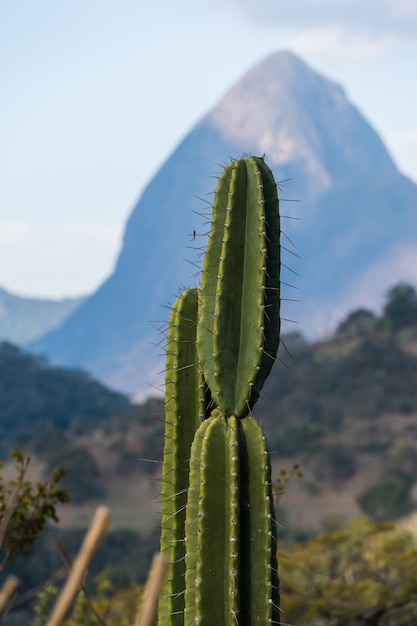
[280,517,417,625]
[10,515,417,626]
[32,575,143,626]
[0,449,69,571]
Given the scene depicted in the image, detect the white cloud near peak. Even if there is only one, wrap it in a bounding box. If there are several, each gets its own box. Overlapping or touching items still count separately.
[221,0,417,38]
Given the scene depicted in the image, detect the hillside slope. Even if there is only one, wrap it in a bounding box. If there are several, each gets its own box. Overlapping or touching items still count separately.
[6,285,417,534]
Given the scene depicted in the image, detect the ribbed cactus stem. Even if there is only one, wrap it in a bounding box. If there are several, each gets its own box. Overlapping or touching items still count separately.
[184,411,279,626]
[159,288,202,625]
[158,155,282,626]
[197,156,280,418]
[239,416,279,624]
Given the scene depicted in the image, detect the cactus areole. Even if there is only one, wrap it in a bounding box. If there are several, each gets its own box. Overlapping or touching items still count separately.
[159,156,281,626]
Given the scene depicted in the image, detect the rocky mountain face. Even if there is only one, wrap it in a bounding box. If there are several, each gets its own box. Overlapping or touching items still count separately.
[28,51,417,393]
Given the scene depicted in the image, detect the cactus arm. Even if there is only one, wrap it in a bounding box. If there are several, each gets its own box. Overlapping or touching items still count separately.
[184,415,227,626]
[251,161,281,408]
[159,288,201,625]
[184,412,279,626]
[239,416,280,625]
[197,156,280,418]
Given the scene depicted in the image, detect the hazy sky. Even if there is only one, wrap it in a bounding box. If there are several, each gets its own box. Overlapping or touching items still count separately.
[1,0,416,299]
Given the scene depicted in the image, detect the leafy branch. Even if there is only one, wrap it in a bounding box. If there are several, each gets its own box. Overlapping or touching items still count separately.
[0,448,70,572]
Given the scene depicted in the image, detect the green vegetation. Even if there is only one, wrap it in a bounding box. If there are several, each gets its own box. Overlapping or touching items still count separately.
[1,284,417,524]
[32,577,143,626]
[0,450,157,623]
[357,476,414,522]
[383,282,417,332]
[0,342,128,452]
[255,286,417,463]
[280,517,417,625]
[1,281,417,623]
[0,449,69,570]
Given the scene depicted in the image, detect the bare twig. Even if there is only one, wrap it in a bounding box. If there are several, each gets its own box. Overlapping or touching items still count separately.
[10,566,67,609]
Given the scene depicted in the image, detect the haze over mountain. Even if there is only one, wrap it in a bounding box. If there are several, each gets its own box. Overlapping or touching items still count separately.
[28,51,417,394]
[0,287,85,345]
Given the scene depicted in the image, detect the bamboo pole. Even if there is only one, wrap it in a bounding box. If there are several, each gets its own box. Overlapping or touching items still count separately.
[135,553,168,626]
[0,575,21,617]
[46,505,110,626]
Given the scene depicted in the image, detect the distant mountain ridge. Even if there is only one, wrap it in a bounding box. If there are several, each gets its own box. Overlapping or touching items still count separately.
[28,51,417,393]
[0,286,85,345]
[0,340,127,454]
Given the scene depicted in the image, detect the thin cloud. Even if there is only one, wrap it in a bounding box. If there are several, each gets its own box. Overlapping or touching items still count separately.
[222,0,417,38]
[0,220,30,246]
[282,27,397,62]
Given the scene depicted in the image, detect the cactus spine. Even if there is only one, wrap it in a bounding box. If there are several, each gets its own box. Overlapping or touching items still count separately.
[160,156,281,625]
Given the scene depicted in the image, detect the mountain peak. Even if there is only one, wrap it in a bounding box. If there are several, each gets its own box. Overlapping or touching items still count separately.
[209,50,396,197]
[28,50,415,395]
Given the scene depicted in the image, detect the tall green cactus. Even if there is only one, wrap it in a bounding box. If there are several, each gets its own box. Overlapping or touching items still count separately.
[197,156,280,416]
[160,156,281,625]
[159,287,207,624]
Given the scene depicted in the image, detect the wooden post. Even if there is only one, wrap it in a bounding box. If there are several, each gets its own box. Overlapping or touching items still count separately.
[46,506,110,626]
[0,575,21,617]
[135,553,168,626]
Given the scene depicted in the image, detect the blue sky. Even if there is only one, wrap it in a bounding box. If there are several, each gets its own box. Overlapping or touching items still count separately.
[1,0,416,299]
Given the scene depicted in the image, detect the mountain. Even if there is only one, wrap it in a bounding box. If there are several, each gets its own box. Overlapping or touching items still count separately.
[28,50,417,393]
[0,286,86,344]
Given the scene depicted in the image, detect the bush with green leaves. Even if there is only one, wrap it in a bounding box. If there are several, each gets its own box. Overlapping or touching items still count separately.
[357,475,414,522]
[0,449,69,572]
[280,517,417,625]
[383,283,417,332]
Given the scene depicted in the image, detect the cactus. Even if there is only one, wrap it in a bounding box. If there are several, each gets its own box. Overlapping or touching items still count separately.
[160,156,281,625]
[159,287,206,625]
[197,156,280,417]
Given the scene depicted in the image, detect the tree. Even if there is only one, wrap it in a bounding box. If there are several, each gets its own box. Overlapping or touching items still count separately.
[0,449,69,572]
[389,445,417,481]
[383,283,417,332]
[357,475,414,522]
[280,517,417,625]
[335,308,379,339]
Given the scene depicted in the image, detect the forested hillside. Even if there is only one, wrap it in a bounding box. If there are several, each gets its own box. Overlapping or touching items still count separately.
[1,282,417,525]
[0,342,129,452]
[2,282,417,624]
